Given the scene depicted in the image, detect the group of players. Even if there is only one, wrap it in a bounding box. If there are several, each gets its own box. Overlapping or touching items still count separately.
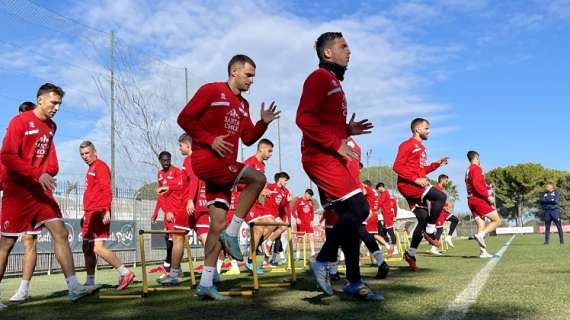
[0,31,504,308]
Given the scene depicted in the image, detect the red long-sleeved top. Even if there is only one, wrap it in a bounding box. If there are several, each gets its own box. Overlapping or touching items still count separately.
[182,155,200,205]
[1,111,59,187]
[465,164,490,199]
[152,166,185,221]
[379,190,397,217]
[83,159,112,212]
[177,82,268,163]
[296,68,350,157]
[294,197,314,223]
[257,183,289,216]
[362,184,377,211]
[393,137,440,184]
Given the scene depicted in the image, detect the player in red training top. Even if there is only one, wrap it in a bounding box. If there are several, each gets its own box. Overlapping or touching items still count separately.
[0,84,95,309]
[361,180,390,254]
[79,141,135,290]
[150,151,188,285]
[465,151,502,258]
[296,32,380,301]
[1,101,40,303]
[393,118,448,271]
[430,174,460,254]
[294,189,316,259]
[177,54,280,300]
[376,183,398,257]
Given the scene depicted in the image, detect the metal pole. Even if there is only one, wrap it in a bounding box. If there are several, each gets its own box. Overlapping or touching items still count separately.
[277,118,282,171]
[184,67,189,102]
[366,149,372,180]
[110,30,116,192]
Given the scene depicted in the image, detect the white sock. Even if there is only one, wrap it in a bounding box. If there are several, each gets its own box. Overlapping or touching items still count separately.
[199,266,216,287]
[426,224,437,234]
[67,275,79,290]
[226,216,244,237]
[18,279,30,293]
[386,244,391,251]
[339,251,345,261]
[85,275,95,286]
[117,265,130,276]
[163,262,171,268]
[373,250,384,265]
[329,262,338,274]
[279,252,286,260]
[295,251,300,259]
[231,259,239,269]
[216,259,223,274]
[477,231,486,238]
[407,248,417,257]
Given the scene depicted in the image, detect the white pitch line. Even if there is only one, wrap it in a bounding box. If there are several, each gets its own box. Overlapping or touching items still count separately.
[440,235,516,320]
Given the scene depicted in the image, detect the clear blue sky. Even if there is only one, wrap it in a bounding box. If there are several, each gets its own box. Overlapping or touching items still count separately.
[0,0,569,211]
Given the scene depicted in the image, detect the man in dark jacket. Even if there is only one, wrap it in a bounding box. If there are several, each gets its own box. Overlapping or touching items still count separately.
[540,182,564,245]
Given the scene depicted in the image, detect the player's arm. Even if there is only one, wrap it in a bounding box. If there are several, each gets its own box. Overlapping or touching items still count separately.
[177,85,217,147]
[295,72,345,153]
[99,162,113,213]
[151,197,161,223]
[392,142,420,183]
[0,118,44,182]
[426,157,449,174]
[46,140,60,176]
[240,102,277,146]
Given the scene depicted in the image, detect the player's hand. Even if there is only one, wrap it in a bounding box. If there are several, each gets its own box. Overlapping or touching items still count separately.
[151,217,157,224]
[260,187,271,197]
[347,113,373,136]
[260,101,281,124]
[166,212,175,223]
[296,219,301,225]
[337,139,359,160]
[437,157,449,166]
[102,211,111,225]
[211,134,234,157]
[186,200,195,215]
[415,177,430,187]
[157,186,169,194]
[39,173,56,192]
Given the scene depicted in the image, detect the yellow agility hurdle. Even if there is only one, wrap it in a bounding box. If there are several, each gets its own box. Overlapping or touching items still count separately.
[242,221,296,293]
[100,229,196,299]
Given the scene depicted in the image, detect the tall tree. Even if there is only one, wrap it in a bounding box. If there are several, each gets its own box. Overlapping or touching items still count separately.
[556,175,570,221]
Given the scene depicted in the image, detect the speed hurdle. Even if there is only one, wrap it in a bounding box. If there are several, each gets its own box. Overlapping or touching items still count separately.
[239,221,296,294]
[385,228,410,263]
[99,229,196,299]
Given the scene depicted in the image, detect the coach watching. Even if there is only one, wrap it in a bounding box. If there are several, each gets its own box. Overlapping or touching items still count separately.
[540,182,564,245]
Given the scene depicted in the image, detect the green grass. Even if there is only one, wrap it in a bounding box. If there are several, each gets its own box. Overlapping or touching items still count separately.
[1,235,567,320]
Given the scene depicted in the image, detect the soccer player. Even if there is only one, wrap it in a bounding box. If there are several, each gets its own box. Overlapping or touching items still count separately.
[393,118,448,271]
[296,32,380,300]
[376,183,398,257]
[465,151,502,258]
[79,141,135,289]
[2,101,39,302]
[0,84,96,310]
[294,189,316,259]
[150,151,188,285]
[361,180,390,254]
[432,174,460,252]
[177,54,280,300]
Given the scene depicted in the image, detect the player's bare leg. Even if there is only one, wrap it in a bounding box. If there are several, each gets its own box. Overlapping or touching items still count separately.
[220,168,266,260]
[158,234,185,285]
[82,241,98,285]
[0,237,17,310]
[45,220,96,300]
[10,235,37,302]
[197,204,230,300]
[91,240,135,289]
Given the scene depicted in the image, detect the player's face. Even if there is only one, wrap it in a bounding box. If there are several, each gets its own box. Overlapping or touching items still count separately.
[417,121,430,140]
[159,156,171,170]
[304,192,312,200]
[279,178,289,187]
[179,142,191,156]
[80,147,97,165]
[260,145,273,160]
[233,62,256,92]
[546,184,554,192]
[326,37,351,67]
[377,186,385,192]
[36,92,62,119]
[441,178,449,186]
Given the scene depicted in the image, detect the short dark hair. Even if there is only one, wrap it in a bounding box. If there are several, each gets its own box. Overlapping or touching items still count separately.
[37,83,65,98]
[258,138,274,149]
[376,182,385,189]
[178,133,192,144]
[411,118,429,132]
[227,54,256,76]
[438,174,449,183]
[363,180,372,187]
[315,32,343,61]
[18,101,35,113]
[274,171,290,181]
[467,150,479,162]
[305,189,314,196]
[158,151,171,159]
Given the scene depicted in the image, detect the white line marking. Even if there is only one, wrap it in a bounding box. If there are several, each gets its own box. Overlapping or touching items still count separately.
[441,235,515,320]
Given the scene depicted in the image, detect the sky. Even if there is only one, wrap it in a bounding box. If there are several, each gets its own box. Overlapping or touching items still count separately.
[0,0,569,213]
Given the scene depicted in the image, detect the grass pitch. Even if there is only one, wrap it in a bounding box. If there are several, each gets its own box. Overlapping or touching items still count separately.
[1,235,568,320]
